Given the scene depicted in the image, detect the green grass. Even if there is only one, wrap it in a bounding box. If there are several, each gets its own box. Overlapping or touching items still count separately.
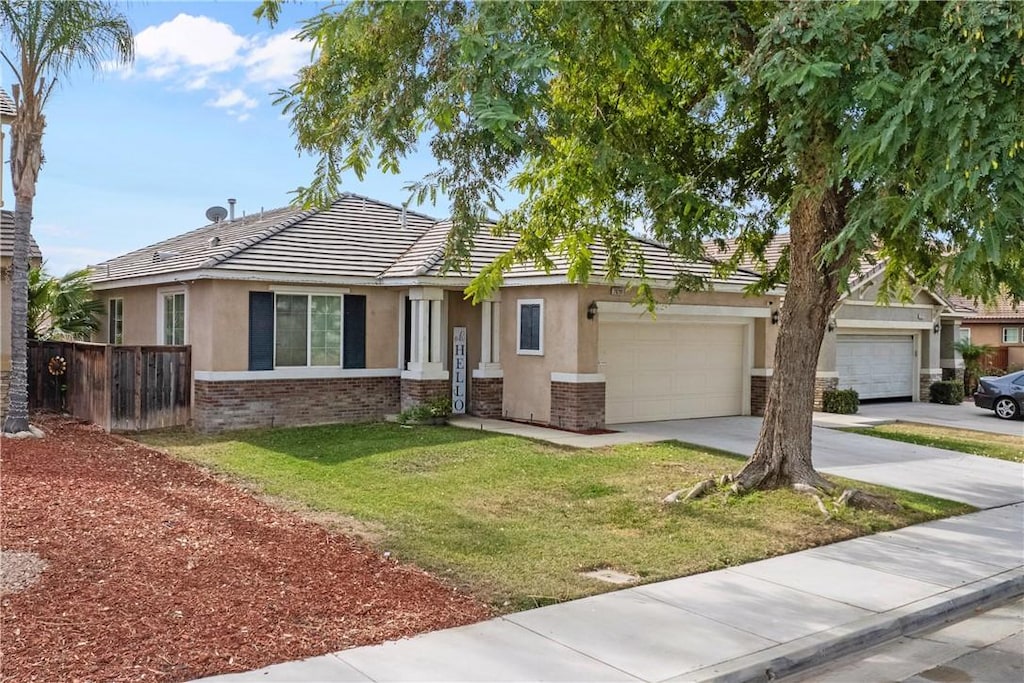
[140,423,972,610]
[845,423,1023,463]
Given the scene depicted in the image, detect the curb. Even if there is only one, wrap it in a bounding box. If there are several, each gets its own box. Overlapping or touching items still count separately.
[691,568,1024,683]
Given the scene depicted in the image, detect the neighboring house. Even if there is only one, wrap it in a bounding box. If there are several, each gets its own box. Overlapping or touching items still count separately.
[1,210,44,409]
[89,194,782,432]
[705,234,963,404]
[1,87,14,208]
[949,294,1024,372]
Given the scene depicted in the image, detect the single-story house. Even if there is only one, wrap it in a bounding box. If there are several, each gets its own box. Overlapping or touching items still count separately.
[88,195,961,433]
[1,210,44,409]
[704,234,964,404]
[948,294,1024,372]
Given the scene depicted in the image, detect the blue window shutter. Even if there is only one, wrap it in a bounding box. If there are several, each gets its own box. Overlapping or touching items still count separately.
[248,292,274,370]
[343,294,367,369]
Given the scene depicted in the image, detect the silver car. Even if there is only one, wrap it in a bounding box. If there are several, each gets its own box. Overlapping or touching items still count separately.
[973,370,1024,420]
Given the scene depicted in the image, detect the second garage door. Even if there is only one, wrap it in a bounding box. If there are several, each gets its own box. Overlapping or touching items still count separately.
[836,334,916,400]
[599,321,746,424]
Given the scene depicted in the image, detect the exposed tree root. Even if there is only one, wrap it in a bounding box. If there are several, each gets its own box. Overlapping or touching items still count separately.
[838,488,902,513]
[793,482,830,518]
[662,478,717,504]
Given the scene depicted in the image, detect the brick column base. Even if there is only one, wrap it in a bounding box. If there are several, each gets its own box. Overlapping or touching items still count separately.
[813,376,840,411]
[400,378,450,411]
[550,381,605,432]
[470,377,503,418]
[919,370,943,402]
[751,375,770,416]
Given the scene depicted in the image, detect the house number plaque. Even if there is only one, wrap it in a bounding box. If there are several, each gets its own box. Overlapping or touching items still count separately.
[452,326,467,414]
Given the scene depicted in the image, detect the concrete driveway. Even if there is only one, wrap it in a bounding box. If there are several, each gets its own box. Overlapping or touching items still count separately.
[616,417,1024,509]
[856,400,1024,437]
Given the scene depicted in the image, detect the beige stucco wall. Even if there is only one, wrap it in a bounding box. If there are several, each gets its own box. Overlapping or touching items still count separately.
[496,283,776,424]
[965,322,1008,347]
[96,279,401,372]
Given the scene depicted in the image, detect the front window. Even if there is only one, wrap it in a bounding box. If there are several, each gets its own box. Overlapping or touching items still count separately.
[108,298,123,344]
[517,299,544,355]
[959,327,971,344]
[1002,327,1020,344]
[275,293,342,367]
[161,291,185,345]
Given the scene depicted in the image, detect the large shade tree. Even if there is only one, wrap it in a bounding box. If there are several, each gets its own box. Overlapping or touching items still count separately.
[261,1,1023,498]
[1,0,132,433]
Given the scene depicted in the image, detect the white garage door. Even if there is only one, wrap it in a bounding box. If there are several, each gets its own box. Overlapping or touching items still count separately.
[599,321,746,424]
[836,334,916,400]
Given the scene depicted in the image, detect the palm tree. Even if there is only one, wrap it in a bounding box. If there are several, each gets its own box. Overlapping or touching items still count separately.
[28,264,103,340]
[954,339,994,397]
[1,1,132,433]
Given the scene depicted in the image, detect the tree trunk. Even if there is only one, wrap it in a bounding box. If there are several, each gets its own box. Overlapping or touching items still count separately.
[3,98,44,434]
[734,154,852,492]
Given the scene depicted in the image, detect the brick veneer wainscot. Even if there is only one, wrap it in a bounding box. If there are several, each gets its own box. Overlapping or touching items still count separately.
[400,378,451,411]
[194,376,399,432]
[813,376,840,411]
[549,381,605,432]
[920,370,943,402]
[751,375,770,416]
[470,377,503,418]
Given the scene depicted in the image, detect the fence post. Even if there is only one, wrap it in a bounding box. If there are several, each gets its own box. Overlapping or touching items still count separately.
[133,346,143,431]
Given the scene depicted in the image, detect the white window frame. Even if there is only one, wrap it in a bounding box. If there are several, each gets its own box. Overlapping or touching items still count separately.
[108,298,123,344]
[958,327,971,344]
[1002,326,1020,344]
[156,287,187,345]
[516,298,544,356]
[272,292,345,368]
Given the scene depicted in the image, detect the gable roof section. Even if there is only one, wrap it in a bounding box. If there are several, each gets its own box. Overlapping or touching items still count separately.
[0,210,43,260]
[383,221,765,288]
[0,88,15,122]
[90,194,438,284]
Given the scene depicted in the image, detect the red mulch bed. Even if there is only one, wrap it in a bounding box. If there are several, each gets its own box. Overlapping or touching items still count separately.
[1,415,490,682]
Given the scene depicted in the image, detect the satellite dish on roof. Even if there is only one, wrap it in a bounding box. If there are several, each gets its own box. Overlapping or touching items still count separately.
[205,206,228,223]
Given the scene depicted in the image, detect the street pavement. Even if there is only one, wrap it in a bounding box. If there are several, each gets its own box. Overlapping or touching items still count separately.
[199,415,1024,683]
[856,400,1024,437]
[783,597,1023,682]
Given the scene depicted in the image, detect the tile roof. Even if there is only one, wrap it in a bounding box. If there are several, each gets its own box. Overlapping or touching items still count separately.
[0,210,44,260]
[90,195,768,290]
[90,194,437,283]
[947,294,1022,320]
[0,88,14,121]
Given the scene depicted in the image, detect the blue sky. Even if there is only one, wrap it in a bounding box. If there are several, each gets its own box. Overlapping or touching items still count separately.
[1,1,472,276]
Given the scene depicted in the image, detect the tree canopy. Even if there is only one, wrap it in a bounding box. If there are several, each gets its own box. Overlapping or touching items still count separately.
[262,0,1023,496]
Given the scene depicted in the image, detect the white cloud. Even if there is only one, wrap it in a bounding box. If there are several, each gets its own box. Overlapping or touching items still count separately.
[244,30,310,84]
[125,13,313,121]
[135,14,248,73]
[208,88,258,111]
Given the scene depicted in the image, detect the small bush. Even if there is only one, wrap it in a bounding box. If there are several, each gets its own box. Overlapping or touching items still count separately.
[822,388,859,414]
[929,380,965,405]
[398,396,452,425]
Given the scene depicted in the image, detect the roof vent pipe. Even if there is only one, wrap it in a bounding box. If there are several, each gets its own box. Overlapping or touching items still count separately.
[228,198,236,222]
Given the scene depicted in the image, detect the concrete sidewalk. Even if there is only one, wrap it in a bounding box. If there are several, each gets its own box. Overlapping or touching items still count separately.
[199,504,1023,683]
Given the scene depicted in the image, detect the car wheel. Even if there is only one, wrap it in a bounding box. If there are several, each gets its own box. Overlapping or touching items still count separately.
[993,397,1020,420]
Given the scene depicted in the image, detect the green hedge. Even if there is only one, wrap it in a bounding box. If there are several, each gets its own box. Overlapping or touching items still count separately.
[929,380,964,405]
[822,388,859,414]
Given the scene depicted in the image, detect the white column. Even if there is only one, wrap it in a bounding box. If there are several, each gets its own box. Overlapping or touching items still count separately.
[417,299,430,365]
[429,299,442,363]
[480,301,493,365]
[491,301,501,364]
[474,299,503,379]
[409,299,421,364]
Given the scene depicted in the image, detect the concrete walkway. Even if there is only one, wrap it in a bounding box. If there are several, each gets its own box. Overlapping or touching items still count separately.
[855,401,1024,437]
[199,417,1024,683]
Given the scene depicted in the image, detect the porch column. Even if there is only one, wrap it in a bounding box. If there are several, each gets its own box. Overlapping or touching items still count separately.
[402,287,447,381]
[472,295,503,418]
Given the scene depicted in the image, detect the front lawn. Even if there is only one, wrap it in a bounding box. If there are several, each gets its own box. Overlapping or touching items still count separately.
[142,423,971,610]
[844,423,1023,463]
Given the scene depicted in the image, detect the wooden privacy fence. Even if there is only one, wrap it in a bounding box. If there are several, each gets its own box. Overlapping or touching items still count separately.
[28,340,191,432]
